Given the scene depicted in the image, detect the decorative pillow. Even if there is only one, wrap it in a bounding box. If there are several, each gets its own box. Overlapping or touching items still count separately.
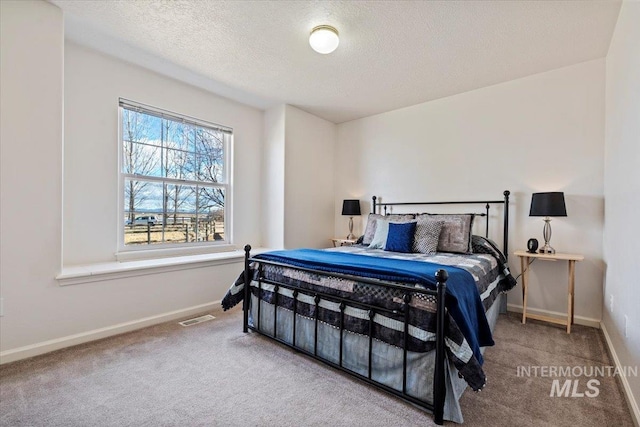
[471,235,506,263]
[419,213,474,253]
[413,218,444,254]
[362,213,416,245]
[362,214,384,245]
[385,222,417,253]
[368,219,390,249]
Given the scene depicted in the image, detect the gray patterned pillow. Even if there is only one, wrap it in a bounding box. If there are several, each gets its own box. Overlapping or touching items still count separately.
[418,213,474,253]
[362,214,384,245]
[362,213,415,245]
[413,218,444,254]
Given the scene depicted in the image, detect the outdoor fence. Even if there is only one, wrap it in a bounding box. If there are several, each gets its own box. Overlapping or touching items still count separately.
[124,221,225,245]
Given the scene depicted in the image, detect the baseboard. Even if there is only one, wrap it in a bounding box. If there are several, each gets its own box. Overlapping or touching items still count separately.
[0,300,221,365]
[506,303,601,329]
[601,322,640,427]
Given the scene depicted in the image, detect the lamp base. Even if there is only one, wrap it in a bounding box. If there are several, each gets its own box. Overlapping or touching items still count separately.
[539,245,556,254]
[346,216,355,241]
[539,218,556,254]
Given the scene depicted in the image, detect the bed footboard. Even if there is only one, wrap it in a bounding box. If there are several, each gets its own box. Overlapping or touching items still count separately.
[242,244,449,425]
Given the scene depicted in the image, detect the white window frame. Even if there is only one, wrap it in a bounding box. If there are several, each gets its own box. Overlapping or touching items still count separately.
[116,98,233,259]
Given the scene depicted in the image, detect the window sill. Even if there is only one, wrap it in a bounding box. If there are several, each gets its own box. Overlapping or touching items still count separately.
[115,243,238,262]
[57,247,271,286]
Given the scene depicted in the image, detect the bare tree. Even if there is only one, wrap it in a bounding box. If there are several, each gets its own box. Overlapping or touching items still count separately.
[159,121,196,225]
[194,128,225,210]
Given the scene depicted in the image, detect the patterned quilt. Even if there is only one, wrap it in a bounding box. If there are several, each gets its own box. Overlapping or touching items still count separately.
[222,245,516,391]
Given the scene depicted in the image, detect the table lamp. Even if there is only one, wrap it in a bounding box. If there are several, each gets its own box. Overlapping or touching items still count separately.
[529,192,567,254]
[341,199,361,240]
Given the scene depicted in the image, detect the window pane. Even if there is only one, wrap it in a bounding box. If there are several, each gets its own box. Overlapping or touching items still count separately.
[194,128,224,183]
[124,179,163,215]
[123,179,163,245]
[170,122,193,153]
[198,187,225,241]
[163,147,195,181]
[166,184,196,243]
[122,110,162,146]
[165,184,194,223]
[122,141,161,177]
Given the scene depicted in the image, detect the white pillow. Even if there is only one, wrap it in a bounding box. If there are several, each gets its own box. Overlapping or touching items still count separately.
[368,219,390,249]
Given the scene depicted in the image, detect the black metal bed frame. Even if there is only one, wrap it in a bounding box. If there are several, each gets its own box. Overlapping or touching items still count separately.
[242,190,510,425]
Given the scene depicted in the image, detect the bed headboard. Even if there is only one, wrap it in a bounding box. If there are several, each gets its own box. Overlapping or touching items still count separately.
[372,190,511,260]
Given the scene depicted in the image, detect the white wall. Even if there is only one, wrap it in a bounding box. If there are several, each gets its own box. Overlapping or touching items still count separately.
[262,105,286,249]
[604,0,640,416]
[335,59,606,323]
[283,105,336,249]
[0,0,64,351]
[63,42,263,265]
[0,1,263,356]
[262,104,337,249]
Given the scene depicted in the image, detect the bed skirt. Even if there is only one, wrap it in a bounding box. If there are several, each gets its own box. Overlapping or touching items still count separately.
[248,290,504,423]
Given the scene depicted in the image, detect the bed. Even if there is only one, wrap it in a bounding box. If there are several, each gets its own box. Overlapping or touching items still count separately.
[222,191,515,424]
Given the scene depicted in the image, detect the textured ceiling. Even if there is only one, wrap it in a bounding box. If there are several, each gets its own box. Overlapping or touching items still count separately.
[52,0,621,124]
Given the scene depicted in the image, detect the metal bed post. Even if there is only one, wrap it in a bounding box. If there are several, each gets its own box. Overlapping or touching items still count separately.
[273,284,279,338]
[485,203,490,237]
[243,244,251,333]
[257,264,263,330]
[503,190,510,262]
[314,295,320,356]
[368,309,375,379]
[402,293,411,395]
[292,290,299,347]
[433,269,448,425]
[339,302,346,367]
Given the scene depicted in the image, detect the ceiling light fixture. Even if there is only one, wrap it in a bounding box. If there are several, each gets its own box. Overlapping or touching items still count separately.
[309,25,339,54]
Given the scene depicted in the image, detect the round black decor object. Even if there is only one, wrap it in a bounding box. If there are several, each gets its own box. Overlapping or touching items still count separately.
[527,238,539,253]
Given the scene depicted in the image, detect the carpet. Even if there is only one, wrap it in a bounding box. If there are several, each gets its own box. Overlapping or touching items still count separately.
[0,307,634,426]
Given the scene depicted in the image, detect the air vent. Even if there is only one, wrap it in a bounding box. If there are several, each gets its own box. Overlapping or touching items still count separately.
[179,314,215,327]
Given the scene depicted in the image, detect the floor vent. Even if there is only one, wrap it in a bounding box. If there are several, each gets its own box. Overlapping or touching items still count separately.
[179,314,216,327]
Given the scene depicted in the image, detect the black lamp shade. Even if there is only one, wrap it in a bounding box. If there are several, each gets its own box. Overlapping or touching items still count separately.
[529,192,567,217]
[342,199,361,216]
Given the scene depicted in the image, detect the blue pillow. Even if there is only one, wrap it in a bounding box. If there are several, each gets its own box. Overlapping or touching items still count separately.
[385,222,417,253]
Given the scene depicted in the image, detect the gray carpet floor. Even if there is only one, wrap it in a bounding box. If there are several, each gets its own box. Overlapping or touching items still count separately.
[0,307,634,426]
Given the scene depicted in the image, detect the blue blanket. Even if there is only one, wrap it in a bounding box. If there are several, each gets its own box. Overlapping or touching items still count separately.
[255,249,494,364]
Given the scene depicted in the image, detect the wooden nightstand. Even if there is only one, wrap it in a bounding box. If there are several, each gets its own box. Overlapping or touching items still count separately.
[514,250,584,333]
[331,238,357,247]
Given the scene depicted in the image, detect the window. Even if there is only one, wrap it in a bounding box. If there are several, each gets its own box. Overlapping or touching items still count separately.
[119,99,232,250]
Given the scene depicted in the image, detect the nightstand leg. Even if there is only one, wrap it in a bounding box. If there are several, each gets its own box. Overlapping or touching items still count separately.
[521,256,529,324]
[568,260,576,333]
